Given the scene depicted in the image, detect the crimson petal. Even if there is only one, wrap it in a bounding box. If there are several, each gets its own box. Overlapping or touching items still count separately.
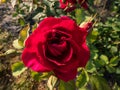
[22,48,51,72]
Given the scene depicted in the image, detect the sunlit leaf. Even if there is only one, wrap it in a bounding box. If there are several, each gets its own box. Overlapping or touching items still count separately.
[85,60,96,73]
[90,52,98,60]
[112,24,120,31]
[116,68,120,74]
[5,49,16,55]
[11,0,17,8]
[29,3,33,12]
[18,18,26,26]
[75,9,85,25]
[112,83,120,90]
[110,56,119,66]
[32,23,38,32]
[106,65,116,73]
[59,80,76,90]
[94,60,105,68]
[31,71,42,81]
[31,71,49,81]
[13,39,23,49]
[47,75,59,90]
[100,55,109,64]
[76,69,89,88]
[110,46,118,53]
[18,24,30,47]
[11,61,27,77]
[90,75,111,90]
[88,28,99,43]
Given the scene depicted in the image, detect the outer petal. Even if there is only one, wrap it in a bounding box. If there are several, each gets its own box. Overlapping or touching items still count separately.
[59,0,67,9]
[80,41,90,66]
[54,69,77,82]
[67,39,90,68]
[37,17,61,33]
[22,48,51,72]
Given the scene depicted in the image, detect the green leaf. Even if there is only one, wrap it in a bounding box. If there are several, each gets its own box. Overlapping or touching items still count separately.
[18,18,26,26]
[75,9,85,25]
[12,24,30,49]
[110,56,119,66]
[88,0,94,5]
[90,52,98,60]
[94,60,105,68]
[106,65,116,73]
[13,39,24,49]
[31,71,42,81]
[11,61,27,77]
[112,83,120,90]
[76,69,89,88]
[100,55,109,64]
[90,75,111,90]
[110,46,118,53]
[88,28,99,43]
[32,23,38,32]
[112,24,120,31]
[116,68,120,74]
[59,80,76,90]
[31,71,50,81]
[85,60,96,73]
[5,49,16,55]
[18,24,30,47]
[47,75,59,90]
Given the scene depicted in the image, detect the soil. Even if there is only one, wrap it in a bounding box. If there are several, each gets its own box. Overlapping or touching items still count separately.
[0,2,48,90]
[0,3,22,90]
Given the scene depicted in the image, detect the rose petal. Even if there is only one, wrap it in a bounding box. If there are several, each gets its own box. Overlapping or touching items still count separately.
[22,48,51,72]
[54,69,77,82]
[66,39,90,67]
[79,41,90,66]
[37,17,61,33]
[55,39,90,72]
[53,21,88,45]
[47,41,67,57]
[45,44,73,66]
[59,0,67,9]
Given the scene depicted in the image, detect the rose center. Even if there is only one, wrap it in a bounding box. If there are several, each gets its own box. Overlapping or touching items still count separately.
[45,31,71,61]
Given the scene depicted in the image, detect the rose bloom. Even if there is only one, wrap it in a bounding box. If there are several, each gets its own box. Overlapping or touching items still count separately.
[22,16,91,82]
[59,0,88,12]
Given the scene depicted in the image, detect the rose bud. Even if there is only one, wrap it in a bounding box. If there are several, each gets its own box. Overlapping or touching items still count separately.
[59,0,88,12]
[80,21,93,33]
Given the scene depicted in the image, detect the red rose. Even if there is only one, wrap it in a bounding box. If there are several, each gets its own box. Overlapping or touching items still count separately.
[22,16,90,81]
[59,0,88,12]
